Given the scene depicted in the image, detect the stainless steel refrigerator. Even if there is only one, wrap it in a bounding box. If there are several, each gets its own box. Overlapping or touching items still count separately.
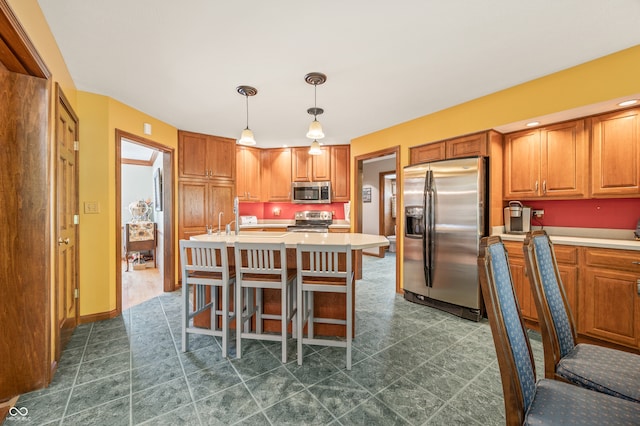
[403,156,487,321]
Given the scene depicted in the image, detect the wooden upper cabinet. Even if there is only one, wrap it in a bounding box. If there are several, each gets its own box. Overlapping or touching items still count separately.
[178,130,235,181]
[446,132,488,158]
[410,142,445,165]
[504,130,541,199]
[591,108,640,197]
[504,120,587,199]
[409,131,493,165]
[312,147,331,181]
[291,147,312,182]
[331,145,350,202]
[262,148,292,201]
[236,146,261,202]
[291,146,330,182]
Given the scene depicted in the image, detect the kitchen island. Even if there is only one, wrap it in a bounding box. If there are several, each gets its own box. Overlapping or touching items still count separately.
[189,231,389,337]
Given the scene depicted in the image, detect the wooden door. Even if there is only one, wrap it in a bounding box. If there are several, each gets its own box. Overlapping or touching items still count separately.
[591,108,640,197]
[445,132,487,158]
[263,148,292,201]
[178,130,209,179]
[0,67,50,398]
[55,87,79,359]
[236,146,261,201]
[504,130,540,199]
[291,147,312,182]
[331,145,350,202]
[208,136,236,181]
[580,267,640,348]
[410,142,445,165]
[540,120,588,198]
[178,180,209,237]
[312,147,331,181]
[209,183,235,232]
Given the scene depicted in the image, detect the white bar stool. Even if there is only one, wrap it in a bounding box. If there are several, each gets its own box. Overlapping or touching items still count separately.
[234,242,297,363]
[179,240,236,357]
[296,243,353,370]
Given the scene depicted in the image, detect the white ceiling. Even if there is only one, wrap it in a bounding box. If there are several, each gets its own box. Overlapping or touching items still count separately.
[37,0,640,149]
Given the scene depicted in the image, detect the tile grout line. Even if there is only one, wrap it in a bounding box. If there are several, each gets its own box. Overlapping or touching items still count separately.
[158,294,204,426]
[58,322,94,424]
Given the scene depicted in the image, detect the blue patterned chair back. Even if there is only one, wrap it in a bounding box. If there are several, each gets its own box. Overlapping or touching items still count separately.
[531,234,576,357]
[478,236,537,420]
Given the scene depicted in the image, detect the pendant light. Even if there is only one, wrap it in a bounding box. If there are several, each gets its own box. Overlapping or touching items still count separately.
[309,140,322,155]
[305,72,326,142]
[237,85,257,145]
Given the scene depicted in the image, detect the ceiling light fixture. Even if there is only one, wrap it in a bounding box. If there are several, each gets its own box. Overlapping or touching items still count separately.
[305,72,327,144]
[618,99,638,107]
[526,121,540,127]
[309,140,322,156]
[237,85,257,146]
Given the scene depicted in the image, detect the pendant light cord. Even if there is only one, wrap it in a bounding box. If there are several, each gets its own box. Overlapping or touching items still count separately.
[245,95,249,129]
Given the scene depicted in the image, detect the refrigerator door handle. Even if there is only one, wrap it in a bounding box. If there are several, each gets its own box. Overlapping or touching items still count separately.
[424,170,434,288]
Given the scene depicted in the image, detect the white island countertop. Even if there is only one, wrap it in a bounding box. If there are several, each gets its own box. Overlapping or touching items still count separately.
[191,231,389,250]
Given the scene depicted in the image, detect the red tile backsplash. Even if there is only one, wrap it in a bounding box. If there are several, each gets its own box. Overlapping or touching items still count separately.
[239,202,347,220]
[523,198,640,230]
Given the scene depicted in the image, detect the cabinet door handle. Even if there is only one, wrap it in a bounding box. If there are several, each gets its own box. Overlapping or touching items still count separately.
[542,180,547,194]
[58,237,70,245]
[535,180,539,193]
[637,279,640,295]
[632,261,640,265]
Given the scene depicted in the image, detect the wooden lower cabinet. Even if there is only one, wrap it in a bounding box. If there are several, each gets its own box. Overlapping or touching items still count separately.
[503,242,578,324]
[580,248,640,349]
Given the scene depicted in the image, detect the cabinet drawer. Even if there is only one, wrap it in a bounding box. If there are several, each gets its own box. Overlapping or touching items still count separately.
[554,245,578,265]
[584,248,640,273]
[503,241,524,259]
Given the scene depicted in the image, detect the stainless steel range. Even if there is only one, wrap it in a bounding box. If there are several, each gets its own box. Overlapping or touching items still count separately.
[287,210,332,233]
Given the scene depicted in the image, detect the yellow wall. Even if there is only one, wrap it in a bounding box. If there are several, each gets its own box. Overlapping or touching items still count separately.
[350,44,640,287]
[78,93,178,316]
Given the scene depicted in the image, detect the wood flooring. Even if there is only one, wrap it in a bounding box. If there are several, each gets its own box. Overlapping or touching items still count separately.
[121,261,163,311]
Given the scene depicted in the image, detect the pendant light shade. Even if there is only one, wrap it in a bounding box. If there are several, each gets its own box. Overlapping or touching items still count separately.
[306,118,324,139]
[309,140,322,155]
[237,85,257,146]
[305,72,327,142]
[239,128,255,145]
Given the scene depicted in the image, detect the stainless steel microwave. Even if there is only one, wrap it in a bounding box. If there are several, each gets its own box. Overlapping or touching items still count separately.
[291,181,331,204]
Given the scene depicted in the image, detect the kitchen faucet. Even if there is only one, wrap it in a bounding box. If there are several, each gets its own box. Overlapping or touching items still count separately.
[233,196,239,235]
[218,211,224,235]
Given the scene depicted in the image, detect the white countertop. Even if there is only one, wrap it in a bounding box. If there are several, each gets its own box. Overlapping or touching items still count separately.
[494,226,640,251]
[191,231,388,250]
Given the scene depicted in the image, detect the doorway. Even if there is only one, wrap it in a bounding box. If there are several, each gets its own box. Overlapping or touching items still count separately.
[354,146,401,293]
[115,130,175,313]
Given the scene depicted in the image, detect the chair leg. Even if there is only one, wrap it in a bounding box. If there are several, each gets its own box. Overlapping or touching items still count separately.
[308,291,314,339]
[281,281,287,363]
[182,282,189,352]
[297,283,303,366]
[257,288,263,335]
[346,286,352,371]
[221,284,228,357]
[236,280,242,359]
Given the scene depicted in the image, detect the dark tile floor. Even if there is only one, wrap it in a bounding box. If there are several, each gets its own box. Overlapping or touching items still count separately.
[7,253,544,425]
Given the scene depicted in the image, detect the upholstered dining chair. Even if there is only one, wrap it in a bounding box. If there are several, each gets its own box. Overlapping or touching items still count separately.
[523,230,640,403]
[296,243,354,370]
[179,240,236,357]
[234,241,297,362]
[478,236,640,425]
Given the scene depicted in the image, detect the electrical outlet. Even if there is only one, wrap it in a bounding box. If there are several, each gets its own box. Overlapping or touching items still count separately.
[533,209,544,218]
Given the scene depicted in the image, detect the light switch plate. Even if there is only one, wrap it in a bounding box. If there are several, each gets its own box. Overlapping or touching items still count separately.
[84,201,100,214]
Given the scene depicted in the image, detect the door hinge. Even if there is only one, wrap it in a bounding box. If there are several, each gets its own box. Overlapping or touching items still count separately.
[74,288,79,299]
[73,214,79,225]
[74,141,79,151]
